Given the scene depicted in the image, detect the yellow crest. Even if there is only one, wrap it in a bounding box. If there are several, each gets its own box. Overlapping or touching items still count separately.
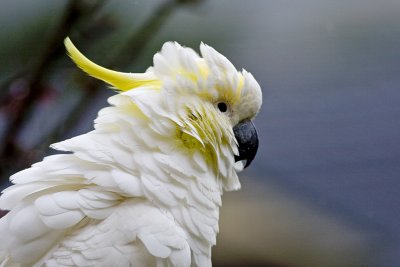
[64,37,159,91]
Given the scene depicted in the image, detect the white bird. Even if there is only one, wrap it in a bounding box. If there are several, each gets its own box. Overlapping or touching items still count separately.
[0,38,262,267]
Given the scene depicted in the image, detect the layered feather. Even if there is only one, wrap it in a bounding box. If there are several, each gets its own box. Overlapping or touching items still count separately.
[0,39,262,267]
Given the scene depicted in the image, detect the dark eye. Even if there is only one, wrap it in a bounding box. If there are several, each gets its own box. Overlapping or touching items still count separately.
[217,102,228,113]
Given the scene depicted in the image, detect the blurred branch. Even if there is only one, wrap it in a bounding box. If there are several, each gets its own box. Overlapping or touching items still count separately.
[109,0,180,68]
[39,0,194,148]
[0,0,203,183]
[0,0,107,179]
[0,68,29,100]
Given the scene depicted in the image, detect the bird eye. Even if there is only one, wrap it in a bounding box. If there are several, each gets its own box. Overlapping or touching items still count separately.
[217,102,228,113]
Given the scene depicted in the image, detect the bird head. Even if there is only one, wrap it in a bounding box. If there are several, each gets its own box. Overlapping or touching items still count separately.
[64,38,262,190]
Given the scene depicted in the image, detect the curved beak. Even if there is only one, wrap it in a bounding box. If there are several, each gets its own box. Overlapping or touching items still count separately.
[233,120,259,168]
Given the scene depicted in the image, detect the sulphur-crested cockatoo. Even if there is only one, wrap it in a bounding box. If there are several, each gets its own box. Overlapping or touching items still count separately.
[0,38,262,267]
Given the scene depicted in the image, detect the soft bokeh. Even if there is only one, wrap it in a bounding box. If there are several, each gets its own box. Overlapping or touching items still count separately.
[1,1,399,266]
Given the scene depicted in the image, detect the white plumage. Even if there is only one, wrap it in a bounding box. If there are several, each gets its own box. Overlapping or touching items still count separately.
[0,39,262,266]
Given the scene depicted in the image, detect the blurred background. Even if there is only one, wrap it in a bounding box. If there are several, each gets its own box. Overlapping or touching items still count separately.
[1,0,399,266]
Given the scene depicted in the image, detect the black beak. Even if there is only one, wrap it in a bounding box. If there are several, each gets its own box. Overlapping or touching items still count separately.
[233,120,259,168]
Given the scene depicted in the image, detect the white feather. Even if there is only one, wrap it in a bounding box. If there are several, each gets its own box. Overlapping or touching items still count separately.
[0,40,262,267]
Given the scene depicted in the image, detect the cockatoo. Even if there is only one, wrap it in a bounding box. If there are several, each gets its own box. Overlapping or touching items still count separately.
[0,38,262,267]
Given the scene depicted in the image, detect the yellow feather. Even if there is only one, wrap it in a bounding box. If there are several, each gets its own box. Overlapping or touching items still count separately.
[64,37,160,91]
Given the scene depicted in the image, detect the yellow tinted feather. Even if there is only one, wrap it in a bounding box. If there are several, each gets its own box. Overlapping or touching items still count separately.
[64,37,160,91]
